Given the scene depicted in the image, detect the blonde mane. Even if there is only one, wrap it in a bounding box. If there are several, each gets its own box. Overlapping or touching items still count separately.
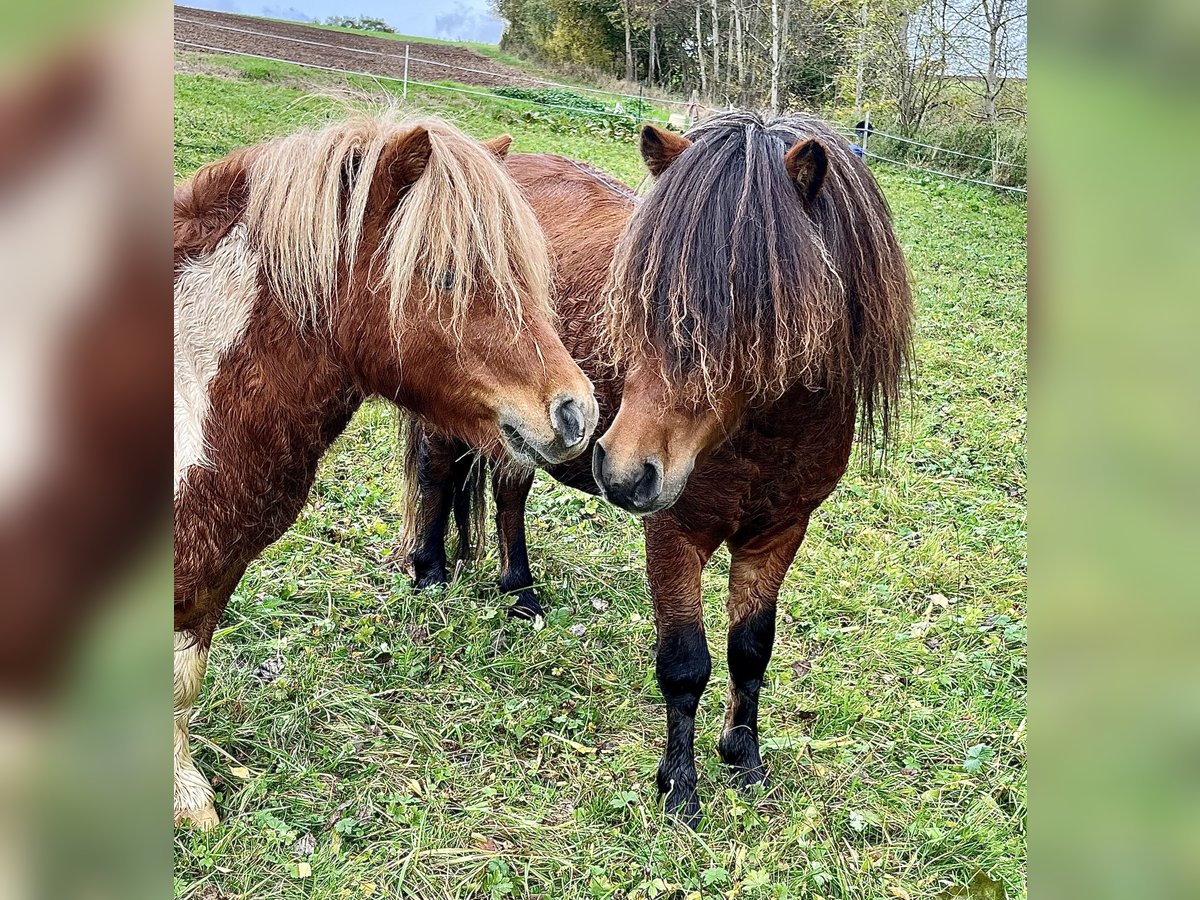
[243,113,552,336]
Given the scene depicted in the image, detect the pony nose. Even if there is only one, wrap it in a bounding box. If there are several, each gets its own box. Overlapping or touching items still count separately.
[550,394,586,449]
[593,443,663,513]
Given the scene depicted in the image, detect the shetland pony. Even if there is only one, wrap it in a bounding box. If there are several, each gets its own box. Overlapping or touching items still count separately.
[174,115,598,828]
[403,112,912,825]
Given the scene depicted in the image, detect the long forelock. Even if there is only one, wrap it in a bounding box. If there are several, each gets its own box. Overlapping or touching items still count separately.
[606,110,912,449]
[243,113,552,340]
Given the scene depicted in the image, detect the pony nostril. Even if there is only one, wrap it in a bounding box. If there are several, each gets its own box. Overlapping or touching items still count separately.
[551,395,585,447]
[592,442,608,488]
[632,457,663,507]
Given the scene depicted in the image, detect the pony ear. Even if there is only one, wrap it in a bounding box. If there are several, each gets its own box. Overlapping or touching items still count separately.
[381,125,433,191]
[640,124,691,177]
[483,134,513,160]
[784,139,828,205]
[369,126,432,217]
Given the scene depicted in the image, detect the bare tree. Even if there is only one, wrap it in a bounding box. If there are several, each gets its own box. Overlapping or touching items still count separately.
[711,0,720,91]
[622,0,635,82]
[957,0,1027,179]
[732,0,745,102]
[648,9,658,85]
[695,0,707,94]
[971,0,1027,122]
[886,0,957,133]
[854,0,868,119]
[769,0,791,113]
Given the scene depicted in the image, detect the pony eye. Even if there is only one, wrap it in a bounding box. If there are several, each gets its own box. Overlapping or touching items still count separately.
[437,269,456,291]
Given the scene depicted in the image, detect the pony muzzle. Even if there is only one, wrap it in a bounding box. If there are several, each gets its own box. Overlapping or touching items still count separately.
[592,441,677,515]
[499,390,598,468]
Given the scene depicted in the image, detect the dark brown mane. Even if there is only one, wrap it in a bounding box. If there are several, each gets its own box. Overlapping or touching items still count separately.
[606,110,912,449]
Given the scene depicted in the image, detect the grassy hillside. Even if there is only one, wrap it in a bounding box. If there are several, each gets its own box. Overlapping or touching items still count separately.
[173,55,1027,900]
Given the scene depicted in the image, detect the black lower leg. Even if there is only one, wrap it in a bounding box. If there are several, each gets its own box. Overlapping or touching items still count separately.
[718,605,776,788]
[655,623,711,826]
[409,439,455,589]
[493,470,540,619]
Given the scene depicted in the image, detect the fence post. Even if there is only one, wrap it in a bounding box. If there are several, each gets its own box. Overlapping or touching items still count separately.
[862,107,871,158]
[403,44,409,101]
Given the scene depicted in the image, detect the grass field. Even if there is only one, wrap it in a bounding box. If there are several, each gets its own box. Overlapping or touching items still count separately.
[174,55,1027,900]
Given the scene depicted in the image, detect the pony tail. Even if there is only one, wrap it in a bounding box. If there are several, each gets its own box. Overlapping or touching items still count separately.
[451,454,489,565]
[395,412,424,575]
[395,415,489,577]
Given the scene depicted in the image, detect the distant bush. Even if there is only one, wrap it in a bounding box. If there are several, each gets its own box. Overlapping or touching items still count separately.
[325,16,395,34]
[493,86,605,113]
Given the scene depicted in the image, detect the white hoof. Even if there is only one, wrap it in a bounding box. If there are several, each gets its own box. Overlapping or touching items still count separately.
[174,802,220,831]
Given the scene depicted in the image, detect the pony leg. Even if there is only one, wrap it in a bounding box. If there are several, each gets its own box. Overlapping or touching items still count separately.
[718,520,809,790]
[407,434,461,589]
[645,517,719,828]
[492,467,539,619]
[174,629,218,829]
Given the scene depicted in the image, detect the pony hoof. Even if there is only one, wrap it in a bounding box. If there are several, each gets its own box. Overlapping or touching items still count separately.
[413,570,450,590]
[718,733,768,793]
[663,791,702,830]
[175,802,220,831]
[732,766,771,794]
[507,595,544,621]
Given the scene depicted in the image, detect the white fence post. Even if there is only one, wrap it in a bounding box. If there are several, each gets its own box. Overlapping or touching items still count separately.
[403,44,409,101]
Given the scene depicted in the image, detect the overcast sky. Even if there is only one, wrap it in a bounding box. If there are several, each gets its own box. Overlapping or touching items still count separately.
[179,1,505,44]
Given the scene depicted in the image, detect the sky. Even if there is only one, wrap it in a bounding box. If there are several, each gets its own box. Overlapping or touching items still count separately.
[179,1,506,44]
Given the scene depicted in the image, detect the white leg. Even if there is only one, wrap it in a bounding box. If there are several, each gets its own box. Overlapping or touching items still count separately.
[174,630,218,829]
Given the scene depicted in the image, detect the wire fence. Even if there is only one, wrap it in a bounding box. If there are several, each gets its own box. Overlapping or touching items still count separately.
[832,126,1027,194]
[174,26,1027,195]
[175,39,669,124]
[174,15,690,109]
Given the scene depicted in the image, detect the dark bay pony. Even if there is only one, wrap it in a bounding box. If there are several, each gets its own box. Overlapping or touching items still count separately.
[174,114,598,828]
[403,112,912,825]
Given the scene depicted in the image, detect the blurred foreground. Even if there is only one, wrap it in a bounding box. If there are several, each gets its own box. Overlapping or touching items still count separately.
[0,2,169,898]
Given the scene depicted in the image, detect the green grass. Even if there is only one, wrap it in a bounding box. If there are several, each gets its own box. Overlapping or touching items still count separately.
[173,55,1026,900]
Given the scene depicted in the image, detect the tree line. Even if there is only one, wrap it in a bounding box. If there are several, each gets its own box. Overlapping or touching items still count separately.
[493,0,1026,136]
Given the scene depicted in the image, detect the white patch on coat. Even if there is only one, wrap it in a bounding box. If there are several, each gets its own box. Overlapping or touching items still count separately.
[174,225,258,494]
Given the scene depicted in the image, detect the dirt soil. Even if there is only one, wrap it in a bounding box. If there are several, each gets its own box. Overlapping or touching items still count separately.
[174,7,547,90]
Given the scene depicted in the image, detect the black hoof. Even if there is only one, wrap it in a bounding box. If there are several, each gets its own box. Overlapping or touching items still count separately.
[657,763,701,829]
[730,765,771,794]
[506,592,544,621]
[661,783,702,829]
[413,569,449,590]
[718,731,769,793]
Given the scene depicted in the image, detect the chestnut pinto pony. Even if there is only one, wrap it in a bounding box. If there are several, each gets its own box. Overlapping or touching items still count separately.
[403,112,912,825]
[174,115,598,829]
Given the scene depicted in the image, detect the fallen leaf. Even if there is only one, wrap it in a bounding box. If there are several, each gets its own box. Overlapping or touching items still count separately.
[296,862,312,878]
[293,833,316,857]
[936,872,1007,900]
[548,733,597,755]
[229,766,251,779]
